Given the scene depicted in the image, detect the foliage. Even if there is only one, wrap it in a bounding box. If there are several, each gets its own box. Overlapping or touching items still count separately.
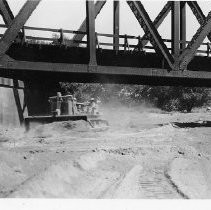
[134,86,210,112]
[60,82,210,112]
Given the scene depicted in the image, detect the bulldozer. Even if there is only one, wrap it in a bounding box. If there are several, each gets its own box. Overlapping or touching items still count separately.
[24,92,109,131]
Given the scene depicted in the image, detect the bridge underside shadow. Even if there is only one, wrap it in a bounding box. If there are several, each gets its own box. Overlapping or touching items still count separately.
[0,43,210,87]
[7,43,211,72]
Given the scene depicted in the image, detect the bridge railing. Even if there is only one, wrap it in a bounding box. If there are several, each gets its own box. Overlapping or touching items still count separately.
[0,24,211,57]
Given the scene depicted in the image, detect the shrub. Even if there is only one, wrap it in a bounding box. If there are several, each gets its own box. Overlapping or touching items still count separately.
[140,86,210,112]
[60,82,210,112]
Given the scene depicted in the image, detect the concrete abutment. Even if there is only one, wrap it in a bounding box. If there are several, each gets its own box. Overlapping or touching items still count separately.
[0,77,61,127]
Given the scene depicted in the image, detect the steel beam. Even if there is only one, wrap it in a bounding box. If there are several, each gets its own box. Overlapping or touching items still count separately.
[171,1,180,62]
[127,1,174,69]
[113,0,120,51]
[0,0,41,56]
[1,58,211,86]
[188,1,205,25]
[179,11,211,71]
[13,79,24,124]
[138,1,171,49]
[180,1,186,51]
[86,0,97,68]
[0,0,25,43]
[0,0,25,121]
[187,1,211,42]
[71,0,106,47]
[0,0,14,25]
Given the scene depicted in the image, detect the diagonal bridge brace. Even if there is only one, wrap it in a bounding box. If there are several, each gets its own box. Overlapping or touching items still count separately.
[0,0,14,25]
[134,1,172,51]
[187,1,211,42]
[0,0,25,43]
[70,0,106,47]
[127,1,174,69]
[179,10,211,71]
[0,0,41,57]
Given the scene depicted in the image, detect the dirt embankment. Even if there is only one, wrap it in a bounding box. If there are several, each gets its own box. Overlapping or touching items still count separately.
[0,105,211,198]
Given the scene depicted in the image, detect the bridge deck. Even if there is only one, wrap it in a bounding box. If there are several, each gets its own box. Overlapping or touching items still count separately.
[0,43,211,87]
[6,43,211,71]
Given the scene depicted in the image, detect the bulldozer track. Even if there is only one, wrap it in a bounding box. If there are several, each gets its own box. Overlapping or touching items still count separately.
[138,166,183,199]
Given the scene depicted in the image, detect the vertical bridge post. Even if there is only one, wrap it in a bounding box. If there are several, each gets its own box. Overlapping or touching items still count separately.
[113,0,119,51]
[180,1,186,51]
[86,0,97,70]
[71,0,106,47]
[171,1,180,68]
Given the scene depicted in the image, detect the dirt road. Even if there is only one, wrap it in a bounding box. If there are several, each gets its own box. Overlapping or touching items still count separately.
[0,106,211,198]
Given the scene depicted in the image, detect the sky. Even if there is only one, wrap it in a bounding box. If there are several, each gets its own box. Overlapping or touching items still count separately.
[2,0,211,50]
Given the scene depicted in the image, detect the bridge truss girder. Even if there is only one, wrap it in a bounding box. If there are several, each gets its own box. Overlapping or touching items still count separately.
[137,1,172,50]
[0,0,40,125]
[0,1,210,81]
[0,0,40,57]
[72,0,211,71]
[187,1,211,42]
[70,0,106,47]
[0,0,14,25]
[127,1,174,69]
[179,11,211,70]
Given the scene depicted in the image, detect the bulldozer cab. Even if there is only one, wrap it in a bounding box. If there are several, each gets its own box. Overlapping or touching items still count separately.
[48,92,108,129]
[48,92,101,117]
[24,92,109,131]
[48,93,76,116]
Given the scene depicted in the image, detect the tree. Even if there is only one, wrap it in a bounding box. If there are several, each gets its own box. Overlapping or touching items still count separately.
[139,86,210,112]
[60,82,210,112]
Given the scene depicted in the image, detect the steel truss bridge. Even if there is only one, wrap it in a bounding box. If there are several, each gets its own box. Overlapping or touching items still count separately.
[0,0,211,87]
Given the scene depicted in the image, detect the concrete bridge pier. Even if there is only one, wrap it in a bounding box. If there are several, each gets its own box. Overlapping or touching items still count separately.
[0,78,24,127]
[0,77,61,127]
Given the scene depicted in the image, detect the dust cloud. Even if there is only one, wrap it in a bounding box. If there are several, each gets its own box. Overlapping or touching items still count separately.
[101,101,164,132]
